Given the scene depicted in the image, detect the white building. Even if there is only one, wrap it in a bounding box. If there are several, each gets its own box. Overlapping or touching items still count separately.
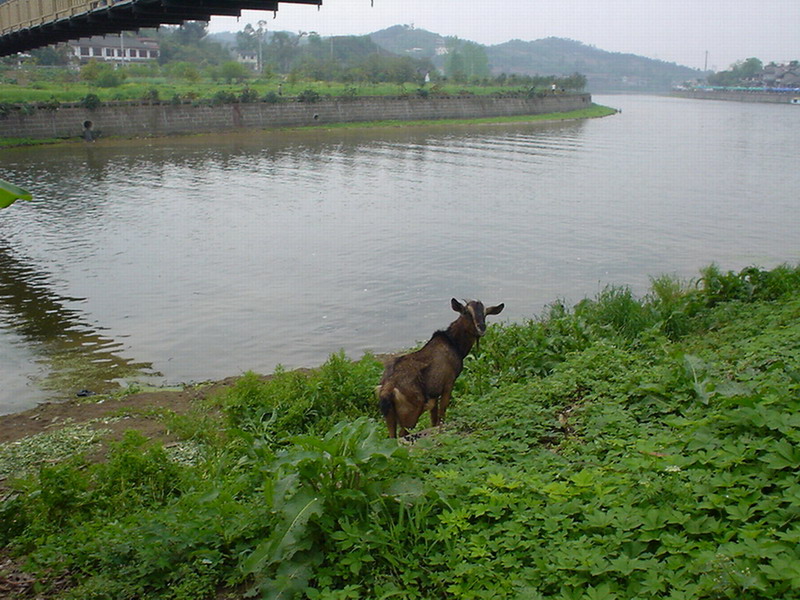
[68,34,160,63]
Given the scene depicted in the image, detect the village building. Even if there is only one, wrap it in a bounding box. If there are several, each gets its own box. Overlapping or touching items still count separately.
[67,34,159,63]
[762,62,800,88]
[236,50,258,70]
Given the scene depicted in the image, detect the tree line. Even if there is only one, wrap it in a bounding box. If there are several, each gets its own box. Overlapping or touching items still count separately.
[17,21,587,91]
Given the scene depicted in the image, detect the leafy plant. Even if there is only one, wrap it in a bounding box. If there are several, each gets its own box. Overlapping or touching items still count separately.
[222,352,382,442]
[79,93,102,110]
[297,88,321,103]
[242,418,414,599]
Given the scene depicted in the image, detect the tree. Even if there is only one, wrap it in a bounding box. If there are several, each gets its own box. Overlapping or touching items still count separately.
[738,57,763,78]
[174,21,209,45]
[707,57,764,86]
[218,61,250,83]
[165,61,201,82]
[562,72,587,90]
[443,38,489,81]
[80,61,127,87]
[30,44,70,66]
[157,24,231,66]
[269,31,306,73]
[236,24,259,53]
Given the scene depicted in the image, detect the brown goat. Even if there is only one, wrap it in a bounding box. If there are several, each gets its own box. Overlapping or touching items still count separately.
[377,298,504,438]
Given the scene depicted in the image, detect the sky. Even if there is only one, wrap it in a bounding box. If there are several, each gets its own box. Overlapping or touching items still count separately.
[208,0,799,71]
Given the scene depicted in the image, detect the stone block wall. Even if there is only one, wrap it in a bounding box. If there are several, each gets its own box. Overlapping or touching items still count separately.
[0,93,592,140]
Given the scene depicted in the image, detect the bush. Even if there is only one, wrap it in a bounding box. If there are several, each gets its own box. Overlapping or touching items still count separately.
[211,90,237,105]
[222,353,382,442]
[262,91,281,104]
[95,69,125,88]
[239,87,259,103]
[142,88,159,103]
[297,88,321,103]
[79,93,102,110]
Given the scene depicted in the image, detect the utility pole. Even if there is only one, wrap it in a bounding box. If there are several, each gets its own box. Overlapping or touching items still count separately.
[257,19,267,74]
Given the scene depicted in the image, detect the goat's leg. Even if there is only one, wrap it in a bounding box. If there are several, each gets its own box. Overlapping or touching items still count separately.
[436,385,454,426]
[384,409,398,438]
[395,389,425,437]
[430,399,440,428]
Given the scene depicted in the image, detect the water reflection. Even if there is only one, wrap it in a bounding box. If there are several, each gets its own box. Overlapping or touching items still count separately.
[0,243,153,407]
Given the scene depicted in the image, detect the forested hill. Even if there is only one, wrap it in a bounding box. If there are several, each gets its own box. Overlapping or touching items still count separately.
[370,25,700,92]
[488,37,699,92]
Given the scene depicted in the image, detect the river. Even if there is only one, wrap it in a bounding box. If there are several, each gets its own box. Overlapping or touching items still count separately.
[1,94,799,414]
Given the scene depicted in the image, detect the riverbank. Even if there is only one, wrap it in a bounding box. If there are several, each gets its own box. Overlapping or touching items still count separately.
[672,88,800,104]
[0,92,594,143]
[0,102,616,148]
[2,263,800,599]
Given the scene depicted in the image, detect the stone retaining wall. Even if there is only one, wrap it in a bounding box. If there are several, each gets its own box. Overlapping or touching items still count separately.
[0,93,591,140]
[672,90,800,104]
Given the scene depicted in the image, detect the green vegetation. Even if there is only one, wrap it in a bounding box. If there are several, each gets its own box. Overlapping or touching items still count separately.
[707,58,764,86]
[0,21,588,108]
[0,67,585,106]
[3,263,800,599]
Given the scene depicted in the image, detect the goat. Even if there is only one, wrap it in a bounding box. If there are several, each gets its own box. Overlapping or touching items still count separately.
[377,298,504,438]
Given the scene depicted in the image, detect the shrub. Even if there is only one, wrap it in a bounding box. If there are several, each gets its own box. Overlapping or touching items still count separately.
[211,90,237,106]
[79,93,102,110]
[95,69,125,88]
[574,284,657,341]
[239,87,259,103]
[297,88,321,103]
[262,91,281,104]
[222,353,382,442]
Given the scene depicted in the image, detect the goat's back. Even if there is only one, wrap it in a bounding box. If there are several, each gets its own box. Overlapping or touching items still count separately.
[380,333,463,399]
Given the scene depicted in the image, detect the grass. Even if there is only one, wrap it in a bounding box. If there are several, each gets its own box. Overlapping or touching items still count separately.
[3,262,799,599]
[0,73,578,104]
[0,137,66,148]
[296,104,617,132]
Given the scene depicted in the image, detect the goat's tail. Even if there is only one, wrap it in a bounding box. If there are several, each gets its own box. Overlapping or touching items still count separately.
[376,385,395,417]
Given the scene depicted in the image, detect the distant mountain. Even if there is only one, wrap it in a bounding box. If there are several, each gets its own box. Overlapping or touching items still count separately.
[370,26,700,92]
[487,38,699,92]
[369,25,445,61]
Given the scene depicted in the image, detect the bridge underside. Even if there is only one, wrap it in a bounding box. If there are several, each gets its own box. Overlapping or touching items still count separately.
[0,0,321,56]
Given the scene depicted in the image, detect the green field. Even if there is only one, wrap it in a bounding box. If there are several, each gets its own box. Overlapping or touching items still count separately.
[2,263,800,599]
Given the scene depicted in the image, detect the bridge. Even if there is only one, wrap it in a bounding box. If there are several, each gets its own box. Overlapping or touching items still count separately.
[0,0,320,56]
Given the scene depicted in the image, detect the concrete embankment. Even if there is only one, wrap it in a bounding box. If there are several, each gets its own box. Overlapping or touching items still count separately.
[672,90,800,104]
[0,93,591,140]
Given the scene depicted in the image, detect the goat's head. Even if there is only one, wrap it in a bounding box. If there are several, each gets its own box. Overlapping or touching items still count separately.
[451,298,505,337]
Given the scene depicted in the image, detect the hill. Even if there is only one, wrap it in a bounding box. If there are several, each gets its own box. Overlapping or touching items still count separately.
[368,23,444,60]
[370,26,700,92]
[488,37,699,92]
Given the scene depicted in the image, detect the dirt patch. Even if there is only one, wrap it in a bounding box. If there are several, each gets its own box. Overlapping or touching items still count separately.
[0,379,237,445]
[0,378,241,483]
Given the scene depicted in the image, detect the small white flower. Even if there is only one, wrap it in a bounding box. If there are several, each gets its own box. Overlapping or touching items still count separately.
[664,465,682,473]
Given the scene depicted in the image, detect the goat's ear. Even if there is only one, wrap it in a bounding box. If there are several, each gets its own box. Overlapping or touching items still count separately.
[486,303,505,316]
[451,298,465,313]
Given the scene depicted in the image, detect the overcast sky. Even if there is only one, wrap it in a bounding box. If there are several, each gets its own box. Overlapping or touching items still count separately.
[208,0,798,71]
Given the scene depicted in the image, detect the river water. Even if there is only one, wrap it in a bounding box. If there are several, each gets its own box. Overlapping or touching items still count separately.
[1,94,799,414]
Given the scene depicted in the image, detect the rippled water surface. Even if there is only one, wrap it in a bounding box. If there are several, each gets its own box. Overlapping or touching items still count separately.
[2,94,799,413]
